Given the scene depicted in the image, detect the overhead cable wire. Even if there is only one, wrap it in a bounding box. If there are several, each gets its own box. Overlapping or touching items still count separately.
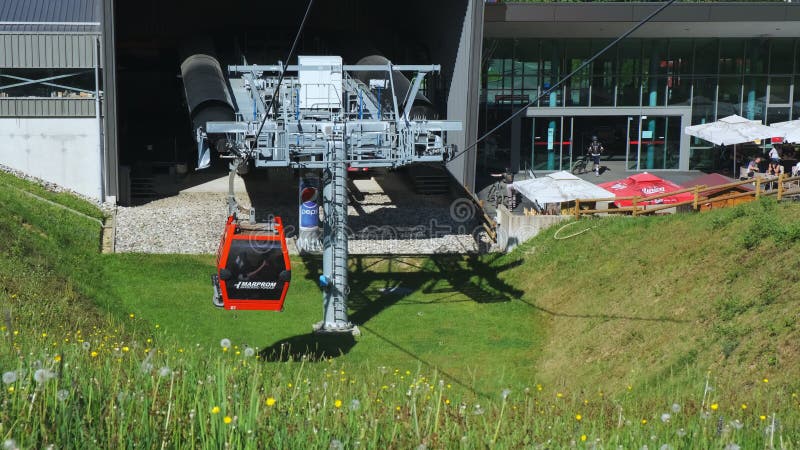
[448,0,678,164]
[255,0,315,140]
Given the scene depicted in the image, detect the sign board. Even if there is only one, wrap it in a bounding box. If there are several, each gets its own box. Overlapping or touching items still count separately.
[547,127,554,150]
[642,130,653,139]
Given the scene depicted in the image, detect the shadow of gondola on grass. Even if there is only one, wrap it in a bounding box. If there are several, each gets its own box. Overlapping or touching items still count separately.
[259,332,357,362]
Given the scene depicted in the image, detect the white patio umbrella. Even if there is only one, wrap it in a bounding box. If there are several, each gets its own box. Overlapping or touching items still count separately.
[685,114,784,174]
[769,119,800,143]
[512,171,614,207]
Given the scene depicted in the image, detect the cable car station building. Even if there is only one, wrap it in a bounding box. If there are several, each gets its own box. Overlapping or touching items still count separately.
[478,1,800,189]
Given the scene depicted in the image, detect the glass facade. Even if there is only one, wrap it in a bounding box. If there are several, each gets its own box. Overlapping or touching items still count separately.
[479,38,799,176]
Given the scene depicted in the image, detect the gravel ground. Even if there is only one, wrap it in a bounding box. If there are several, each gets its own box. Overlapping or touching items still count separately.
[115,184,492,255]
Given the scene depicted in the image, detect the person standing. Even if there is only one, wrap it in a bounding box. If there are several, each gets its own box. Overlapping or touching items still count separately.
[769,143,781,164]
[587,136,605,177]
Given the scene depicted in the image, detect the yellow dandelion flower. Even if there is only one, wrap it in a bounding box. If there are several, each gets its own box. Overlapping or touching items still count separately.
[334,399,342,408]
[641,419,647,425]
[54,355,61,362]
[129,314,134,319]
[223,416,232,424]
[447,384,451,389]
[405,370,411,375]
[710,403,719,411]
[155,324,160,328]
[445,399,450,405]
[90,351,98,358]
[211,406,220,414]
[760,415,767,421]
[583,399,589,405]
[395,406,401,411]
[627,385,632,391]
[536,384,543,391]
[288,383,292,388]
[122,346,129,352]
[8,386,14,393]
[222,347,228,352]
[13,330,18,336]
[556,392,563,398]
[741,403,747,410]
[266,397,276,407]
[580,435,587,442]
[41,333,47,338]
[381,385,388,390]
[763,378,769,384]
[575,414,582,421]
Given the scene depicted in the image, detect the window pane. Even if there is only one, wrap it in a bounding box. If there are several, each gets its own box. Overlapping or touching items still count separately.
[769,76,791,104]
[767,107,790,125]
[742,76,767,121]
[719,39,745,75]
[642,76,666,106]
[694,39,718,75]
[618,41,642,106]
[744,39,769,74]
[718,76,741,117]
[565,41,590,106]
[692,76,716,126]
[769,38,794,75]
[541,40,563,107]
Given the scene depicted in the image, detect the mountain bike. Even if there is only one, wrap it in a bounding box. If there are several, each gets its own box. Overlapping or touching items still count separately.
[571,154,590,175]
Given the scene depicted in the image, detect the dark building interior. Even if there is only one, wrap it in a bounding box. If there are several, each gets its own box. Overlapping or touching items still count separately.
[113,0,468,173]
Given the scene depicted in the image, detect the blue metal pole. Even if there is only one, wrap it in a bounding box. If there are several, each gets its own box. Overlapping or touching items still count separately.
[358,88,363,119]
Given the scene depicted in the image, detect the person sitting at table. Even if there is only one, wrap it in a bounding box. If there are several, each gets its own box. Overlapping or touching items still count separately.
[793,160,800,177]
[745,157,761,179]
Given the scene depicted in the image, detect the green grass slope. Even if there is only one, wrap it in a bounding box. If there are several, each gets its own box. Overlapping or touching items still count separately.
[2,170,800,448]
[498,198,800,397]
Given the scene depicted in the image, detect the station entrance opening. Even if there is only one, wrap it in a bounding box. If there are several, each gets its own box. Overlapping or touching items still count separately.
[528,114,682,172]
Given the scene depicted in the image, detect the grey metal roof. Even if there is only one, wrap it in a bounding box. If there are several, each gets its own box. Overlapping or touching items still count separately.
[0,0,101,33]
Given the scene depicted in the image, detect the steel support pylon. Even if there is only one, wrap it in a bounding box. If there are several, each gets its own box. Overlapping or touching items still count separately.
[313,139,359,335]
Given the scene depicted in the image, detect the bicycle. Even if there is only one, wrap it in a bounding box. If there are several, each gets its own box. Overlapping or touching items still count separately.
[571,154,591,175]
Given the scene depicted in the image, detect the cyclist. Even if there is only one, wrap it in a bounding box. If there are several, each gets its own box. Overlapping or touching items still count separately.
[489,167,517,209]
[587,136,604,177]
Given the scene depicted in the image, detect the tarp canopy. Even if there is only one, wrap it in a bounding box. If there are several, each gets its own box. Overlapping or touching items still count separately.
[598,172,694,207]
[512,171,614,204]
[769,119,800,144]
[684,114,783,146]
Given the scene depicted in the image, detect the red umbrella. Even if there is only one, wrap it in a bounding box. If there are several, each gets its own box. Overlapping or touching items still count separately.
[598,173,695,207]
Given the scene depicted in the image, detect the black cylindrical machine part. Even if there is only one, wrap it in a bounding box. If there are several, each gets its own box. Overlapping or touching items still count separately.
[354,55,435,119]
[180,54,235,132]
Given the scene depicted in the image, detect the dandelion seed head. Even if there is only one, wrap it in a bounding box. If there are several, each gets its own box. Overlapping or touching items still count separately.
[2,371,17,384]
[3,439,17,450]
[243,347,255,358]
[33,369,55,384]
[730,420,743,430]
[501,389,511,400]
[159,367,171,377]
[661,413,671,423]
[82,342,91,351]
[220,338,231,349]
[676,428,687,437]
[671,403,681,413]
[329,439,344,450]
[724,444,741,450]
[57,389,69,401]
[350,399,361,411]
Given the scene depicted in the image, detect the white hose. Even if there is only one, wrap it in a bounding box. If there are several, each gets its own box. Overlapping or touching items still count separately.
[553,220,596,240]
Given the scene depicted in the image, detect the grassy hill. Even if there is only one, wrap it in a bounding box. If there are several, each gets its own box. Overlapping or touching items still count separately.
[1,170,799,448]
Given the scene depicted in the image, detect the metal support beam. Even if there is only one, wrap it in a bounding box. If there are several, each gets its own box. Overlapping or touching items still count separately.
[0,72,93,93]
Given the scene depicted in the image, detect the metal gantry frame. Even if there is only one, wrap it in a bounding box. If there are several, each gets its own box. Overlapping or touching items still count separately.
[201,57,461,334]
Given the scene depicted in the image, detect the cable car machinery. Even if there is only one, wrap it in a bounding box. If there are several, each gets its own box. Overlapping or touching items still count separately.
[204,56,462,334]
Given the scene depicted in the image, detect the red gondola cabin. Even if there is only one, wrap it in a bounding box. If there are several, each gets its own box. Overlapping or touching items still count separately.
[212,215,291,310]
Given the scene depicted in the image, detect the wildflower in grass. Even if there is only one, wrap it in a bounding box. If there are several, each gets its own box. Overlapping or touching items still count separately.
[641,419,647,425]
[2,371,17,384]
[129,313,135,319]
[159,367,171,377]
[501,389,511,400]
[676,428,687,438]
[700,411,711,420]
[223,416,232,424]
[7,386,13,393]
[266,397,276,407]
[334,399,342,408]
[660,445,673,450]
[740,403,747,410]
[90,351,98,358]
[473,404,485,415]
[122,346,129,352]
[556,392,563,398]
[54,355,61,362]
[730,420,743,430]
[244,347,255,358]
[33,369,55,384]
[536,384,542,391]
[57,389,69,401]
[4,439,17,450]
[211,406,220,414]
[445,399,450,405]
[82,342,90,351]
[671,403,681,413]
[710,403,719,411]
[350,399,361,411]
[220,338,231,350]
[661,413,671,423]
[580,435,587,442]
[760,415,767,421]
[575,414,582,421]
[724,444,740,450]
[762,378,768,384]
[329,439,344,450]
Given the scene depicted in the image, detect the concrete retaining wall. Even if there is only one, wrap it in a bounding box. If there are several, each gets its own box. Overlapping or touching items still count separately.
[0,118,102,199]
[496,205,571,252]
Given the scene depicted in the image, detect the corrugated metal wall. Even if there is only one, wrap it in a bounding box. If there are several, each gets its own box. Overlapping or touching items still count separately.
[0,98,96,117]
[0,34,98,68]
